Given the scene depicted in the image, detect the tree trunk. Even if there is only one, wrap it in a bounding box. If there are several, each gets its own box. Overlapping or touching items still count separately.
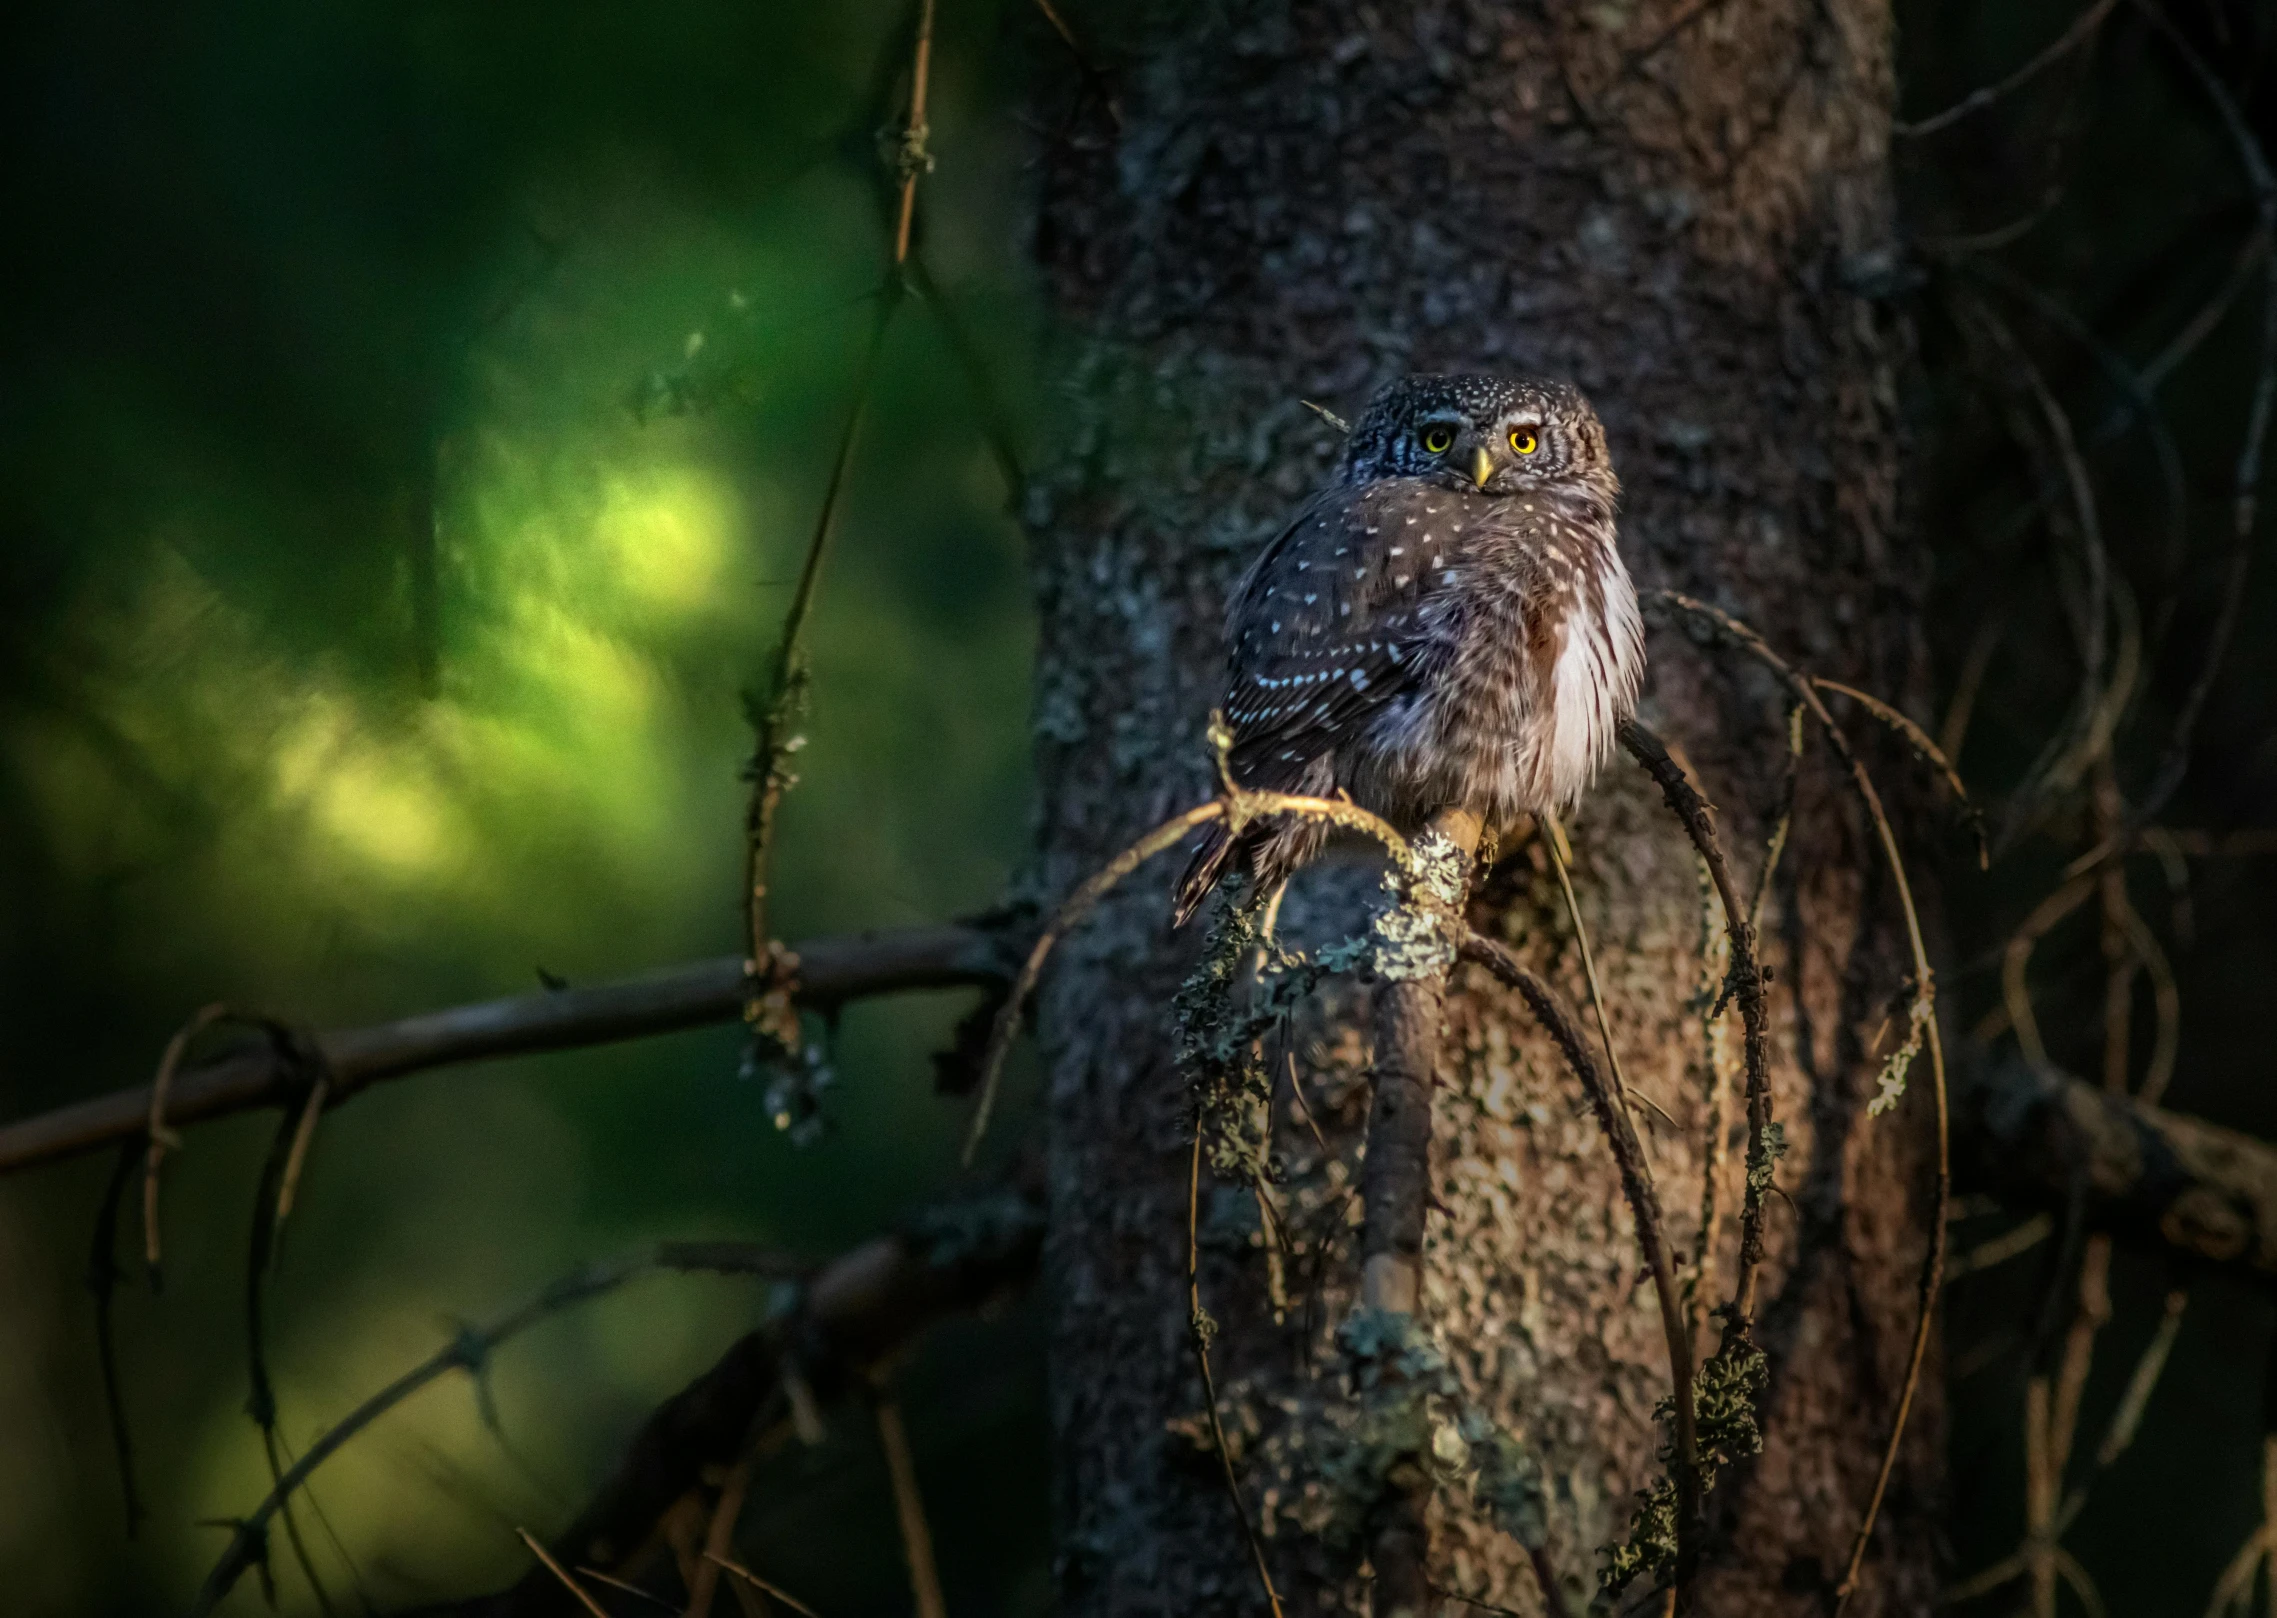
[1024,4,1935,1614]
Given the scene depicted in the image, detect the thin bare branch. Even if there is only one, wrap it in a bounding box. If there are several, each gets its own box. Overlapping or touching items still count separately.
[706,1552,825,1618]
[190,1241,814,1615]
[1457,931,1699,1605]
[891,0,937,266]
[742,301,895,1012]
[514,1528,610,1618]
[1893,0,2117,137]
[1542,815,1639,1119]
[684,1460,750,1618]
[1810,679,1987,867]
[1946,1213,2054,1282]
[2086,5,2277,847]
[143,1002,229,1284]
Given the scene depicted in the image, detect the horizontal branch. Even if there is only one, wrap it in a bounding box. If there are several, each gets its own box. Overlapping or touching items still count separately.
[0,924,1014,1177]
[1961,1058,2277,1276]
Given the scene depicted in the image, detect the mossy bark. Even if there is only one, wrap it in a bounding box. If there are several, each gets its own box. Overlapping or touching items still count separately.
[1022,3,1937,1612]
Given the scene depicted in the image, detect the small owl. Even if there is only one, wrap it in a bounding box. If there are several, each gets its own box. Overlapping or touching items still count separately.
[1175,373,1644,923]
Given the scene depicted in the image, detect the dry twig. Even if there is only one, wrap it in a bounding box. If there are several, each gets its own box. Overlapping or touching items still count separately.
[515,1528,611,1618]
[1893,0,2118,137]
[1645,594,1950,1612]
[1458,931,1700,1605]
[873,1390,948,1618]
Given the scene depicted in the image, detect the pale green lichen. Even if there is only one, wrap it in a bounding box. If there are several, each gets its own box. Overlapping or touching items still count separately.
[1314,1310,1548,1552]
[1868,982,1935,1117]
[1746,1119,1788,1197]
[1369,826,1468,982]
[1595,1320,1769,1606]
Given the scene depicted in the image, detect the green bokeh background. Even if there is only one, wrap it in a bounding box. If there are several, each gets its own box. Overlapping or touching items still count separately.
[3,2,1049,1610]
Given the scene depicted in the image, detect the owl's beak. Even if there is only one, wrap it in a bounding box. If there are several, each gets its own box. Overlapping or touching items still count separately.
[1471,445,1494,489]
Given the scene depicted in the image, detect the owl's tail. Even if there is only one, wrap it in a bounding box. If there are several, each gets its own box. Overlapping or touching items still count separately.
[1171,752,1336,926]
[1171,821,1248,928]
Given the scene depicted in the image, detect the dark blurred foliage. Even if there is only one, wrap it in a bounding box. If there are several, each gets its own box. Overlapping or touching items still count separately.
[2,0,2275,1613]
[1899,2,2277,1612]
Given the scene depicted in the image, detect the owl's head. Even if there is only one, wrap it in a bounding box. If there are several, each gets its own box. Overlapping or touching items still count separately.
[1336,373,1615,503]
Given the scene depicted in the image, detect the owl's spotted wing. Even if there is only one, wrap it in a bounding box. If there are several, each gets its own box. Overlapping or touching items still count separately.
[1220,477,1470,783]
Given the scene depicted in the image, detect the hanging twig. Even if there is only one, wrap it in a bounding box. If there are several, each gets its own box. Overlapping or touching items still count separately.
[1457,932,1700,1606]
[143,1002,231,1286]
[1186,1131,1287,1618]
[1541,815,1638,1118]
[88,1139,144,1536]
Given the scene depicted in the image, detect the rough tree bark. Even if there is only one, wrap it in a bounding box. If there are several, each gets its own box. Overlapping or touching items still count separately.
[1024,3,1934,1613]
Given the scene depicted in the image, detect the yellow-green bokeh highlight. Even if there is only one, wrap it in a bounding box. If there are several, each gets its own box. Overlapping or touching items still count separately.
[0,140,1039,1614]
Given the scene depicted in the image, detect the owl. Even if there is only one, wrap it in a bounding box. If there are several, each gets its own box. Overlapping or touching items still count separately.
[1174,373,1645,923]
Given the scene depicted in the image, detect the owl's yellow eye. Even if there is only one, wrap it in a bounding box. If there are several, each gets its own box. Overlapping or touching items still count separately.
[1421,425,1455,455]
[1509,428,1539,455]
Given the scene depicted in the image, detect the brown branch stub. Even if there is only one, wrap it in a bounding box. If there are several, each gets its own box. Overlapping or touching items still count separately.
[1362,806,1483,1318]
[1964,1059,2277,1275]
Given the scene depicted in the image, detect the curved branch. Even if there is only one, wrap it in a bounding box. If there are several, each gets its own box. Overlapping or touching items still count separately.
[1457,930,1700,1604]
